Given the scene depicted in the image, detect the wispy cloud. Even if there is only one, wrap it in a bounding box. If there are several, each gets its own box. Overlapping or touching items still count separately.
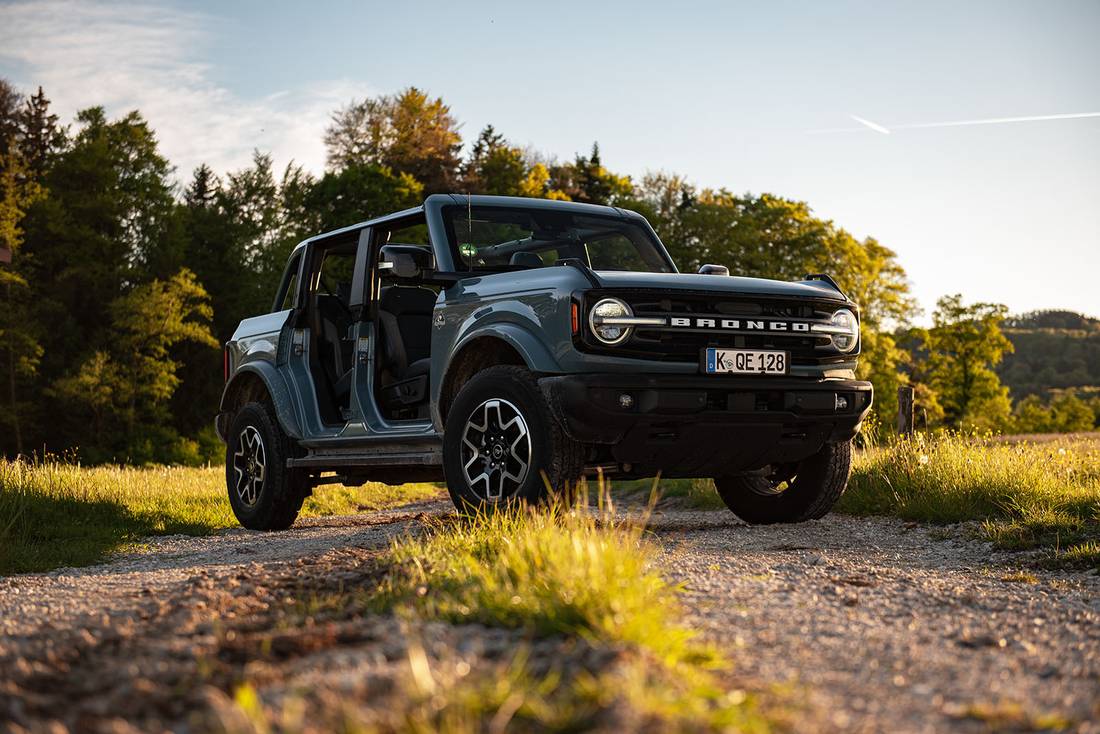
[0,0,365,181]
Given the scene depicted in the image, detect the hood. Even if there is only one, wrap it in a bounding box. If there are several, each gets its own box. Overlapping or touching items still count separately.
[593,270,848,302]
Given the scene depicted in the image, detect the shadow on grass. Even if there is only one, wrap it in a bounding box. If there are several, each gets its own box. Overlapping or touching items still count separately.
[0,491,219,575]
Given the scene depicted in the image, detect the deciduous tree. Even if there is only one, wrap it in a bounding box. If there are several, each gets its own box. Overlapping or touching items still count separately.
[306,163,422,235]
[53,270,217,461]
[0,79,49,455]
[325,87,462,193]
[0,149,43,455]
[923,294,1014,430]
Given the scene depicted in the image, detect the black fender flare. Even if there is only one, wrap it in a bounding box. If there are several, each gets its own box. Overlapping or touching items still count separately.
[218,362,304,440]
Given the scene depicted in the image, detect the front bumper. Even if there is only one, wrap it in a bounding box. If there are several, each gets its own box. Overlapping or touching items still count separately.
[540,373,872,477]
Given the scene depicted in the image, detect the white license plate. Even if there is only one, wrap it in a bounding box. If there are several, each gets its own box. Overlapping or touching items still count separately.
[705,348,789,375]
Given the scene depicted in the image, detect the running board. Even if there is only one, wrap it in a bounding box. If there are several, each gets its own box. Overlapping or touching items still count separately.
[287,448,442,469]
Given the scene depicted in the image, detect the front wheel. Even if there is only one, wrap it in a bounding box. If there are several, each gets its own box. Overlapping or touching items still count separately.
[443,366,583,513]
[226,402,308,530]
[714,440,852,524]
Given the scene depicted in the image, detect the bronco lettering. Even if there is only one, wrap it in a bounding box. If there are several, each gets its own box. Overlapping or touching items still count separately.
[666,317,812,332]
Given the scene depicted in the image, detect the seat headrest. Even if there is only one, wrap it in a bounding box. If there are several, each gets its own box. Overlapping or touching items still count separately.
[510,251,544,268]
[379,285,437,315]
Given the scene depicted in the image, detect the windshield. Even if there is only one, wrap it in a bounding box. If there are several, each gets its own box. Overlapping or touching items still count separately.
[443,205,674,273]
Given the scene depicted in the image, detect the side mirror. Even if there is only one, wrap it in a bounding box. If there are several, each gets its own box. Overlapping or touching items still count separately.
[378,244,433,280]
[698,264,730,276]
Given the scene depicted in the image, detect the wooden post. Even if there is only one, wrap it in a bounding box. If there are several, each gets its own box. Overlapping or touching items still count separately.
[897,386,915,436]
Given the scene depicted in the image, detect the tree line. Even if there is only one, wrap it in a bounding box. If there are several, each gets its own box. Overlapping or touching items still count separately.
[0,82,1094,464]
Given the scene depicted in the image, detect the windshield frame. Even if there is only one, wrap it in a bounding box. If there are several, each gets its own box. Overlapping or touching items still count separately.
[440,204,677,275]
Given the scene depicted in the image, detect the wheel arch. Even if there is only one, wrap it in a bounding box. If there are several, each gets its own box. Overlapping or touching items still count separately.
[436,330,550,425]
[437,334,525,425]
[219,363,304,439]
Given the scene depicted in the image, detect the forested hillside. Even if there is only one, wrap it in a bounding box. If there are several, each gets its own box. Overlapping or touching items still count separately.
[1,80,1095,463]
[999,310,1100,399]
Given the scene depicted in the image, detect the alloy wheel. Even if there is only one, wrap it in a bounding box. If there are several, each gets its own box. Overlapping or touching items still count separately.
[460,398,532,501]
[232,425,266,507]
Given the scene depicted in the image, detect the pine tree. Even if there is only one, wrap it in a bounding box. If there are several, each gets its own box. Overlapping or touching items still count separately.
[19,87,61,178]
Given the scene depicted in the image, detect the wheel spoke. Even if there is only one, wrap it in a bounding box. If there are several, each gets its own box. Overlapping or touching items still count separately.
[253,441,265,482]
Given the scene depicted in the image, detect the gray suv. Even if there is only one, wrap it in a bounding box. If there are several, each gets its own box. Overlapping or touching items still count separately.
[216,194,872,529]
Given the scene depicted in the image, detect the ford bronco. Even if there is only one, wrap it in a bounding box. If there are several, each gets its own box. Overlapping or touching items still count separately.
[216,194,872,529]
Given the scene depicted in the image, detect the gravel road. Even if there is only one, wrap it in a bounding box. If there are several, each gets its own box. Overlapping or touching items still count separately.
[1,498,1097,732]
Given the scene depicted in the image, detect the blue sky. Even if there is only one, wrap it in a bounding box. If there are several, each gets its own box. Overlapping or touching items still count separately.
[1,0,1097,320]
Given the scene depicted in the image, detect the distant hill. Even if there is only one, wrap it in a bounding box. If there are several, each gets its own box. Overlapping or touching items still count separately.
[999,310,1100,399]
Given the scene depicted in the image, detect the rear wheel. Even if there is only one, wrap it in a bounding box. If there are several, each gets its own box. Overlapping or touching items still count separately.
[443,366,583,513]
[714,440,852,524]
[226,402,308,530]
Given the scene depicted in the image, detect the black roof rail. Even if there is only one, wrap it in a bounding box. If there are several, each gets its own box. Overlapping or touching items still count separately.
[802,273,847,298]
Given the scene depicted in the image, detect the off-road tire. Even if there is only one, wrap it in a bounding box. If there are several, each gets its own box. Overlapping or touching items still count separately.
[714,440,852,524]
[226,401,308,530]
[443,365,584,513]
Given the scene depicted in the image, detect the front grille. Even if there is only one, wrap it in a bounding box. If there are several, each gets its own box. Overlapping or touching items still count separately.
[578,290,853,364]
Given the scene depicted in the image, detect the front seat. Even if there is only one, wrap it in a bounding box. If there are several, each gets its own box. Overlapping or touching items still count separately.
[315,284,355,405]
[377,285,436,408]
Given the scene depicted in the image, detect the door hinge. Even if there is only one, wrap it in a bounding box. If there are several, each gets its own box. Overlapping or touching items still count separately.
[292,329,305,356]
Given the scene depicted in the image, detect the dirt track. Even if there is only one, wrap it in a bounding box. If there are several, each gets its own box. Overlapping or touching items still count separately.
[1,498,1098,732]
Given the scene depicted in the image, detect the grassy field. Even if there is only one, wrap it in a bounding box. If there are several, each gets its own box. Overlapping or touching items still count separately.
[839,433,1100,568]
[0,458,440,574]
[5,431,1097,575]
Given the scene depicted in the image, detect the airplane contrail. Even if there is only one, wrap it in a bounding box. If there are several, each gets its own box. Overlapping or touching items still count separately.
[811,111,1100,134]
[894,111,1100,130]
[850,115,891,134]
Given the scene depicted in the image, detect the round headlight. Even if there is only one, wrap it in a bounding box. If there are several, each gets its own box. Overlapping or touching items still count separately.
[589,298,633,345]
[830,308,859,352]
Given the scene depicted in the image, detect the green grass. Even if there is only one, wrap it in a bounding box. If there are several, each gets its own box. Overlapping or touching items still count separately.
[284,491,767,732]
[953,700,1074,731]
[366,645,763,734]
[840,433,1100,567]
[0,457,441,574]
[1045,539,1100,570]
[376,500,696,662]
[614,476,726,510]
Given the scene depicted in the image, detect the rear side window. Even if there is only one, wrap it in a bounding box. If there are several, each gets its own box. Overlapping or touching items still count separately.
[385,220,430,247]
[274,252,301,311]
[314,245,357,303]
